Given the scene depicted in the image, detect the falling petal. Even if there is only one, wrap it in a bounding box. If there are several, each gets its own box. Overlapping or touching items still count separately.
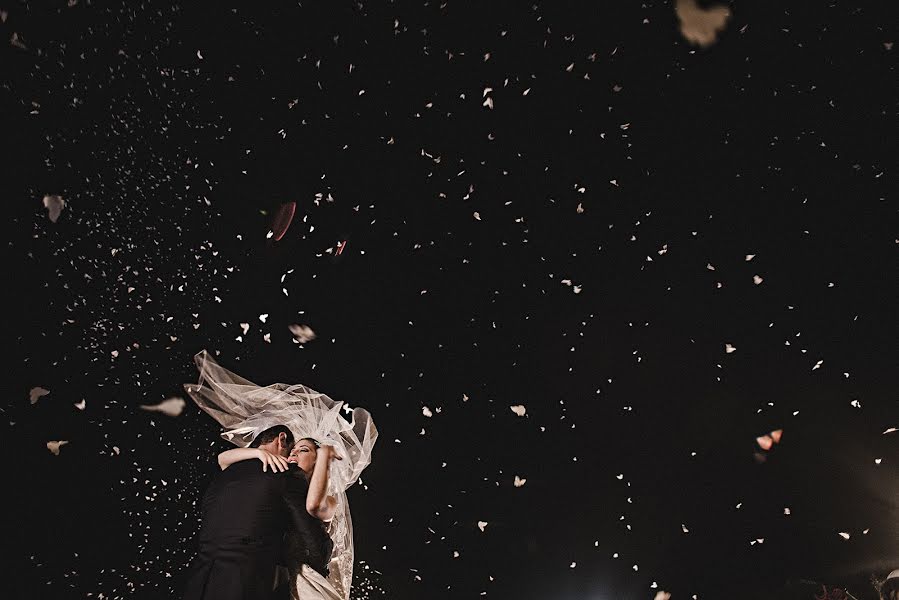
[47,440,69,455]
[756,435,774,451]
[29,386,51,404]
[140,397,186,417]
[42,194,65,222]
[11,31,28,49]
[675,0,731,48]
[288,324,317,343]
[510,405,526,416]
[270,201,297,241]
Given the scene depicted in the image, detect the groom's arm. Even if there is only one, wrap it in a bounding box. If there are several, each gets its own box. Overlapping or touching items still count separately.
[218,447,290,471]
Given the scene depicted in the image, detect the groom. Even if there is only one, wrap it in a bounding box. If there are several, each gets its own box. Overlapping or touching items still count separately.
[182,425,308,600]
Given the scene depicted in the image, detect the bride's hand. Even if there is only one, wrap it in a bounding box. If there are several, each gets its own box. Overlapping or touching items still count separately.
[320,444,343,461]
[255,448,290,472]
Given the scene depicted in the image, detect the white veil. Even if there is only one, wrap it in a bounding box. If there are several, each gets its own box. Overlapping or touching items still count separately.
[184,350,377,599]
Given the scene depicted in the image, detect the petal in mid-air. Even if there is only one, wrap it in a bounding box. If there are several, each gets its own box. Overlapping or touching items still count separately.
[42,194,65,222]
[140,396,187,417]
[270,201,297,241]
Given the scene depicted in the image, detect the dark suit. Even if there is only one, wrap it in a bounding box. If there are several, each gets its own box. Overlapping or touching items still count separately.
[182,459,310,600]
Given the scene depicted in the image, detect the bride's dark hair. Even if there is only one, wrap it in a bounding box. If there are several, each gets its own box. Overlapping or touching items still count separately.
[298,436,321,448]
[249,425,294,448]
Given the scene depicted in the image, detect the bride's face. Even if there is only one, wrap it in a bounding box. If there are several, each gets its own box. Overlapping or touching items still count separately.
[288,439,317,474]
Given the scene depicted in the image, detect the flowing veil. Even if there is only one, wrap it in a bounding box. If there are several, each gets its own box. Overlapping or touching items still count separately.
[184,350,378,599]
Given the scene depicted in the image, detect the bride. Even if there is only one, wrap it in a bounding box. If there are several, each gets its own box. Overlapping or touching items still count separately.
[184,350,378,600]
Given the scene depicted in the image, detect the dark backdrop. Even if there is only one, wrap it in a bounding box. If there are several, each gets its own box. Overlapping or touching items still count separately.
[6,1,896,599]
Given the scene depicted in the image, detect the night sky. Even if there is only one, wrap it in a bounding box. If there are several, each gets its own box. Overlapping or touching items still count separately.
[6,1,897,599]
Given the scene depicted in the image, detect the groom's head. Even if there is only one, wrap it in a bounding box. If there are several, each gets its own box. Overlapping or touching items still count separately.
[249,425,294,458]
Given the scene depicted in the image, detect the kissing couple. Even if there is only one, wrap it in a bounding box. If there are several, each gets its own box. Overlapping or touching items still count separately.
[181,351,377,600]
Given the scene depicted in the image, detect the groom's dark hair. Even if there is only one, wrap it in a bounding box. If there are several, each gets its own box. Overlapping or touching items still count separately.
[249,425,294,448]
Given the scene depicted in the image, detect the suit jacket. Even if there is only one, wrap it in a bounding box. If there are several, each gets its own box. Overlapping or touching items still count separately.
[182,459,311,600]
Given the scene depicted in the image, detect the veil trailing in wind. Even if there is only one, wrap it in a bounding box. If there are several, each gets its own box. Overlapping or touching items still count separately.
[184,350,377,600]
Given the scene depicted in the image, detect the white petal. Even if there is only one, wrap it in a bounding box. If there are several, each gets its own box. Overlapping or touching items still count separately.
[29,386,51,404]
[42,194,65,223]
[140,397,186,417]
[47,440,69,455]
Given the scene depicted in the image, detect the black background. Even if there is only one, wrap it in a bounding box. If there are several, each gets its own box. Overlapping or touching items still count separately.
[5,1,897,599]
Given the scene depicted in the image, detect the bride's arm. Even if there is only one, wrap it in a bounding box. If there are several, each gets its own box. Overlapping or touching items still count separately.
[306,445,341,521]
[218,447,289,472]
